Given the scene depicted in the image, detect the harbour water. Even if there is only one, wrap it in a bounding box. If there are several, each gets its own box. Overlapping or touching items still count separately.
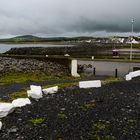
[0,44,73,53]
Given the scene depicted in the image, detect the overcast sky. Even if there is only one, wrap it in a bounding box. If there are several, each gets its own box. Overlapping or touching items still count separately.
[0,0,139,38]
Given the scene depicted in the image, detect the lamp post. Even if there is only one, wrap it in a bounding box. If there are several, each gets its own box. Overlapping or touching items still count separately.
[130,19,134,61]
[91,56,94,75]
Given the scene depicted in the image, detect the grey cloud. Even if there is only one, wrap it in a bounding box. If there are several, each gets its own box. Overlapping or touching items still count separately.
[0,0,139,37]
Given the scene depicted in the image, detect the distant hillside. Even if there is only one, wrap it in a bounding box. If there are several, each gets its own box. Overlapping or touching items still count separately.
[0,35,140,43]
[0,35,43,43]
[0,35,95,43]
[12,35,40,39]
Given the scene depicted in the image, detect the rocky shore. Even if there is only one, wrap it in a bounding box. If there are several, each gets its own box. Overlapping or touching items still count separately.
[0,80,139,140]
[0,57,69,75]
[5,44,110,56]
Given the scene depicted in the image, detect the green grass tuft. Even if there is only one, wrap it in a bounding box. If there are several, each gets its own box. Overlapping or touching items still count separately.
[0,73,78,86]
[43,82,77,89]
[9,91,27,100]
[102,77,122,85]
[29,118,45,125]
[57,114,67,119]
[80,100,96,109]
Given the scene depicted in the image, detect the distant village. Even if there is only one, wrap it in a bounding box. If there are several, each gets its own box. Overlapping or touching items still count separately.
[78,36,140,44]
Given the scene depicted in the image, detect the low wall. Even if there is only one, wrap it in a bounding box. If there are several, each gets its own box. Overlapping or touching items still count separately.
[0,57,69,75]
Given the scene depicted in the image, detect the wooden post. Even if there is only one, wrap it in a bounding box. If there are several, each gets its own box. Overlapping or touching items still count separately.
[115,69,118,78]
[94,68,96,76]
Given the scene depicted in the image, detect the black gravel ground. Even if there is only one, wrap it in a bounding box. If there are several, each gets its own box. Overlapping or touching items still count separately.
[0,80,140,140]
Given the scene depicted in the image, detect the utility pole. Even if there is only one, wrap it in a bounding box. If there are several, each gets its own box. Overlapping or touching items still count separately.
[130,19,134,61]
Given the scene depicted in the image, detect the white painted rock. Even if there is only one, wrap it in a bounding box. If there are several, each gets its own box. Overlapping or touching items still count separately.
[64,54,70,57]
[12,98,31,107]
[125,74,132,81]
[0,103,14,118]
[125,70,140,81]
[79,80,101,88]
[0,121,2,130]
[27,85,43,99]
[130,70,140,78]
[43,86,58,95]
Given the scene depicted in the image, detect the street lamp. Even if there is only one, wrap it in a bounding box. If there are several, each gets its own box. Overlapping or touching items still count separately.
[130,19,134,61]
[91,56,94,75]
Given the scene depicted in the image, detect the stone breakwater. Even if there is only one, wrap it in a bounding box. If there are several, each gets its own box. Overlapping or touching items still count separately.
[0,57,69,75]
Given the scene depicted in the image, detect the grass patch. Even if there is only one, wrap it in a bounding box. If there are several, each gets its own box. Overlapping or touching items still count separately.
[0,100,9,103]
[89,122,116,140]
[0,73,79,86]
[29,118,45,125]
[43,82,78,89]
[0,82,9,86]
[57,114,67,119]
[93,123,110,130]
[89,134,116,140]
[9,91,27,100]
[102,77,122,85]
[127,119,137,127]
[80,100,96,109]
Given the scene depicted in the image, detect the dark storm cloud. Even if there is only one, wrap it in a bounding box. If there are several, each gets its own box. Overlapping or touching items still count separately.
[0,0,139,37]
[64,18,132,33]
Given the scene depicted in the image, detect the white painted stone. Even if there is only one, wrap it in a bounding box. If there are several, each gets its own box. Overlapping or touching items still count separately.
[92,56,94,60]
[27,85,43,99]
[0,103,15,118]
[79,80,101,88]
[130,70,140,78]
[125,70,140,81]
[64,54,70,57]
[0,121,2,130]
[12,98,31,107]
[71,59,80,77]
[43,86,58,95]
[125,74,132,81]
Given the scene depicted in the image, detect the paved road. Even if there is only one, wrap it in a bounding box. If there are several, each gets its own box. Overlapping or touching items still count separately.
[78,60,140,77]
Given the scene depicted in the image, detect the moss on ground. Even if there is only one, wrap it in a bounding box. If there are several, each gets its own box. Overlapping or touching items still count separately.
[29,118,45,125]
[80,100,96,110]
[90,134,116,140]
[89,122,116,140]
[57,114,67,119]
[93,123,110,130]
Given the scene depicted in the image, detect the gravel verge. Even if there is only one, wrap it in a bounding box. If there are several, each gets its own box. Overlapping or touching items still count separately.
[0,80,139,140]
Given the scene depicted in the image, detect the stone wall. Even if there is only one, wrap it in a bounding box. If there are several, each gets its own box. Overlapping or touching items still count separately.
[0,57,69,75]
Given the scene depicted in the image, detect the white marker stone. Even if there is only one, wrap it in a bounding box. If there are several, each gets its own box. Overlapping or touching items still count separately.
[43,86,58,95]
[125,70,140,81]
[12,98,31,107]
[79,80,101,88]
[0,121,2,130]
[0,103,15,118]
[27,85,43,99]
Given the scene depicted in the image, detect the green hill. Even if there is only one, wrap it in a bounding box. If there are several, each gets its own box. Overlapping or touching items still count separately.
[0,35,95,43]
[13,35,40,39]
